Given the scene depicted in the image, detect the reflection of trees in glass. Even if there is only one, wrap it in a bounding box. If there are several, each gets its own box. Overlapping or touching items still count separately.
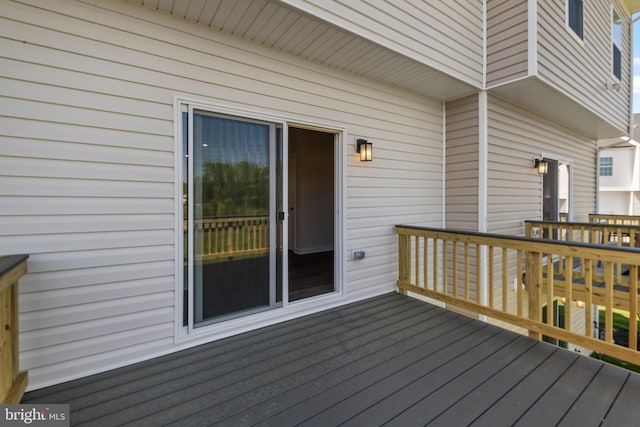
[198,161,269,217]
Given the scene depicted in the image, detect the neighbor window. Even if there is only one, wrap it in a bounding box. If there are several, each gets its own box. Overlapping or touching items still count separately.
[600,157,613,176]
[612,8,622,80]
[567,0,584,40]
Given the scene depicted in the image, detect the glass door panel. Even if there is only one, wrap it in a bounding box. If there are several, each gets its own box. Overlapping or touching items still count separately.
[187,110,282,326]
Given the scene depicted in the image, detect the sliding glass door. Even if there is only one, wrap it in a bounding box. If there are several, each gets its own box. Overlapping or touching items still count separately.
[183,109,282,327]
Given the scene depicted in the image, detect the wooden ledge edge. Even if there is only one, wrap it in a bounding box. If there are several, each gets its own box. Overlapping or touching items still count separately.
[2,371,28,404]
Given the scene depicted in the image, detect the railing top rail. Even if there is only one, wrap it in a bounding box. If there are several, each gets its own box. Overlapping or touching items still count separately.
[395,225,640,259]
[589,213,640,219]
[524,220,640,229]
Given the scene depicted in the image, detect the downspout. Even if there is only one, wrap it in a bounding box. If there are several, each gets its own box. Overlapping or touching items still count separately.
[479,0,489,316]
[442,102,446,228]
[630,15,639,136]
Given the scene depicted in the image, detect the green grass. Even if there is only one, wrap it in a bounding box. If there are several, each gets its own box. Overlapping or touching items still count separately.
[591,307,640,373]
[598,307,640,331]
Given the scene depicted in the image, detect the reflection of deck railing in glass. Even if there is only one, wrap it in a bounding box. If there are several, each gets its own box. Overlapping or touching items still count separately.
[186,216,269,260]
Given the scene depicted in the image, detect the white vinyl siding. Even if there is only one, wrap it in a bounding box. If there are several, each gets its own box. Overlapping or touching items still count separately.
[486,95,597,236]
[445,95,480,231]
[486,0,530,86]
[537,0,631,131]
[0,0,444,389]
[485,95,594,338]
[279,0,484,87]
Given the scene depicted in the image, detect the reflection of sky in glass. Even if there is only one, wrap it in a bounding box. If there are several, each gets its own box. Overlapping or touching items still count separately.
[194,114,269,169]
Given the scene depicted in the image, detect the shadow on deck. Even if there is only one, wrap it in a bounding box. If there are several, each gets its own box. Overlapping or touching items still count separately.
[23,293,640,426]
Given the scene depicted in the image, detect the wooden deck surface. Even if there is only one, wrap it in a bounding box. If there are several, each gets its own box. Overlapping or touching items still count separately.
[23,293,640,426]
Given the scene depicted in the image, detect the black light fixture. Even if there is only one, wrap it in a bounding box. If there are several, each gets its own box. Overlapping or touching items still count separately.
[534,157,548,175]
[356,138,373,162]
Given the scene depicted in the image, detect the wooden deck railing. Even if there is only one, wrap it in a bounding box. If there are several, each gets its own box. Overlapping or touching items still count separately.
[525,220,640,285]
[589,213,640,225]
[525,219,640,246]
[1,255,28,404]
[185,216,269,260]
[396,225,640,365]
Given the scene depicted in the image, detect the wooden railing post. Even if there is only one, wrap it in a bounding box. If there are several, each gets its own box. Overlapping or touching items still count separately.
[525,251,542,340]
[0,255,28,404]
[397,232,409,295]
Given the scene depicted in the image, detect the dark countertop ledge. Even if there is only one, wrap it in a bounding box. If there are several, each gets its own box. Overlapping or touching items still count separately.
[0,254,29,277]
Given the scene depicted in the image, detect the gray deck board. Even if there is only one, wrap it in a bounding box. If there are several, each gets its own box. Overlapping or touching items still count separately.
[600,373,640,426]
[22,292,640,426]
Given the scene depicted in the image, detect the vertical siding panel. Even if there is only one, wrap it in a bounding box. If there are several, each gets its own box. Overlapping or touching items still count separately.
[446,96,480,231]
[486,0,529,86]
[0,0,444,388]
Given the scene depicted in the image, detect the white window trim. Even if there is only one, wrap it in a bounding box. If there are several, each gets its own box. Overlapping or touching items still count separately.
[600,156,614,176]
[173,96,347,346]
[611,5,623,81]
[566,0,585,44]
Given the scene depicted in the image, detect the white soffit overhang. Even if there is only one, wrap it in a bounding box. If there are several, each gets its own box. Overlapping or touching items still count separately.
[128,0,478,101]
[623,0,640,14]
[490,77,625,140]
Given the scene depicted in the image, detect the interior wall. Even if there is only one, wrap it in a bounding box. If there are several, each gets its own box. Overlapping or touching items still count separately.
[289,128,334,254]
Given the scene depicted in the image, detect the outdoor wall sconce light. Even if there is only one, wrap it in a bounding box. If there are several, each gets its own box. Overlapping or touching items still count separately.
[356,138,373,162]
[534,157,548,175]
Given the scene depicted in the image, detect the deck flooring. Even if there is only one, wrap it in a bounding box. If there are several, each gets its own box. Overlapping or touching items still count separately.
[23,293,640,426]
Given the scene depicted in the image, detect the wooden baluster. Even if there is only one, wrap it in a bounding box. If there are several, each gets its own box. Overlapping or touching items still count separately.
[546,251,554,327]
[502,248,508,312]
[526,251,543,340]
[605,261,614,344]
[629,264,638,351]
[464,242,470,302]
[488,246,494,309]
[564,255,572,333]
[517,249,523,317]
[584,258,593,338]
[424,237,429,291]
[452,241,457,298]
[476,243,482,305]
[442,240,448,294]
[414,236,420,287]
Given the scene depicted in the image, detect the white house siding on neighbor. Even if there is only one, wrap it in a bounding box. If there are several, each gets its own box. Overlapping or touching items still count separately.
[598,145,640,214]
[0,0,446,389]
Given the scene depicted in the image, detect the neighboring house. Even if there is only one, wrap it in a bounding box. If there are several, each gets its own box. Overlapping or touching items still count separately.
[598,114,640,214]
[0,0,636,390]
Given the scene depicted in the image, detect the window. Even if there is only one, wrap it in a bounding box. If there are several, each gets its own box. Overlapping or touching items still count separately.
[612,8,622,80]
[567,0,584,40]
[600,157,613,176]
